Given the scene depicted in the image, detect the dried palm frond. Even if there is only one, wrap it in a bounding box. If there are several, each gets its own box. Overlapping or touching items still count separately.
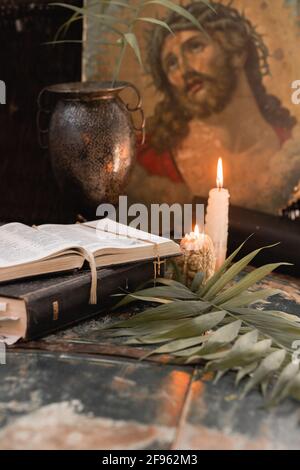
[98,241,300,406]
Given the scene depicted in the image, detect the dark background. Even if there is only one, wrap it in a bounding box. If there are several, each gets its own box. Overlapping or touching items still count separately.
[0,0,82,225]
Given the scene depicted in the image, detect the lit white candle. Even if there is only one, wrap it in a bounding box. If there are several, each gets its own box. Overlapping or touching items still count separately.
[205,158,230,271]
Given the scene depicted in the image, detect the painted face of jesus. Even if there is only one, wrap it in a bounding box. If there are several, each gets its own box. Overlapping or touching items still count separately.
[161,30,240,117]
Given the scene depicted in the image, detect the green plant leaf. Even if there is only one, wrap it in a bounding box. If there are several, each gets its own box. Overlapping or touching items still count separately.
[127,310,226,346]
[98,237,300,405]
[242,350,286,398]
[213,370,227,384]
[126,276,188,295]
[199,236,253,297]
[44,40,83,45]
[144,0,206,34]
[151,277,189,288]
[191,272,205,293]
[186,320,242,362]
[203,244,280,301]
[141,335,209,358]
[235,362,258,386]
[123,32,143,66]
[136,17,174,34]
[123,294,173,305]
[51,3,127,24]
[114,284,197,309]
[96,0,135,9]
[108,300,211,329]
[206,330,259,371]
[268,362,299,405]
[54,12,83,42]
[152,310,226,340]
[220,289,281,308]
[167,259,185,283]
[213,263,291,305]
[104,317,190,338]
[228,308,300,351]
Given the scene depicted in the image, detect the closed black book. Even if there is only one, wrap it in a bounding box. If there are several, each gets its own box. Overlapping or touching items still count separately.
[0,261,157,343]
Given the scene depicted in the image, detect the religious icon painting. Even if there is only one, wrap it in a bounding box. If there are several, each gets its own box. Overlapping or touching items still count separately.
[84,0,300,216]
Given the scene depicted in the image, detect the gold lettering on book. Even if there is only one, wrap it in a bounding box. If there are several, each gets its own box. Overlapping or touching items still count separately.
[52,301,59,320]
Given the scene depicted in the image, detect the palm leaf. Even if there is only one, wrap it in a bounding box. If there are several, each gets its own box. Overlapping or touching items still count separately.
[199,236,253,297]
[54,12,82,42]
[44,40,83,45]
[123,32,143,66]
[228,308,300,351]
[168,259,185,283]
[151,277,189,288]
[205,330,259,371]
[115,310,226,345]
[191,272,205,293]
[54,0,210,82]
[100,240,300,405]
[213,263,291,305]
[145,310,226,342]
[144,0,207,34]
[108,300,211,328]
[136,17,174,34]
[203,244,279,301]
[51,3,128,26]
[220,289,281,308]
[121,294,173,305]
[95,0,135,9]
[235,362,259,386]
[268,362,299,405]
[186,320,242,362]
[241,350,286,398]
[114,284,197,308]
[142,335,210,357]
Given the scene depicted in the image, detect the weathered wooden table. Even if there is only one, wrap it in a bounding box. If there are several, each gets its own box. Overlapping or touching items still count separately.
[0,272,300,450]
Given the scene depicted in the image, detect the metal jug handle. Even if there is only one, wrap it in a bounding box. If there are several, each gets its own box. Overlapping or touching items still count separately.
[122,83,146,145]
[37,87,52,150]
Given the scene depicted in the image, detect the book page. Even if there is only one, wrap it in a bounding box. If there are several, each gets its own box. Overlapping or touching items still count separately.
[86,219,171,247]
[39,219,173,253]
[0,223,81,267]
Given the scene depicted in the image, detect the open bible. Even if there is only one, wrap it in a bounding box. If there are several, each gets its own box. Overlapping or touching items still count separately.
[0,219,181,303]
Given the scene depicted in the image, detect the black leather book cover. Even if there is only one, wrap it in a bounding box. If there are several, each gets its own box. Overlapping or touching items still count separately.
[0,261,156,341]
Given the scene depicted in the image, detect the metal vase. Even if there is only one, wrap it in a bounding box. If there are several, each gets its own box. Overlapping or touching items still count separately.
[37,81,145,216]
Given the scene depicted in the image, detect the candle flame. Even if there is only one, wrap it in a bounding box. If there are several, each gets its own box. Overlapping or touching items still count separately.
[216,157,223,190]
[194,224,200,238]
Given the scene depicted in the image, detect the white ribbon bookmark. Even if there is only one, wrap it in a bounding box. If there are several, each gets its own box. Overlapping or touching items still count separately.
[72,246,98,304]
[82,249,97,305]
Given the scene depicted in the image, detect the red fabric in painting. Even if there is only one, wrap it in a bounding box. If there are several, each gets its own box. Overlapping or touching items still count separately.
[137,126,292,183]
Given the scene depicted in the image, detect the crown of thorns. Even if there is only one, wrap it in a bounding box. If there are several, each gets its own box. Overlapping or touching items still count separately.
[146,1,271,91]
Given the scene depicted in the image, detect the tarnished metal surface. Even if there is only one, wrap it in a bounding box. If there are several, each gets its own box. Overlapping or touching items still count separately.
[38,81,138,214]
[0,352,192,450]
[1,271,300,449]
[173,370,300,450]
